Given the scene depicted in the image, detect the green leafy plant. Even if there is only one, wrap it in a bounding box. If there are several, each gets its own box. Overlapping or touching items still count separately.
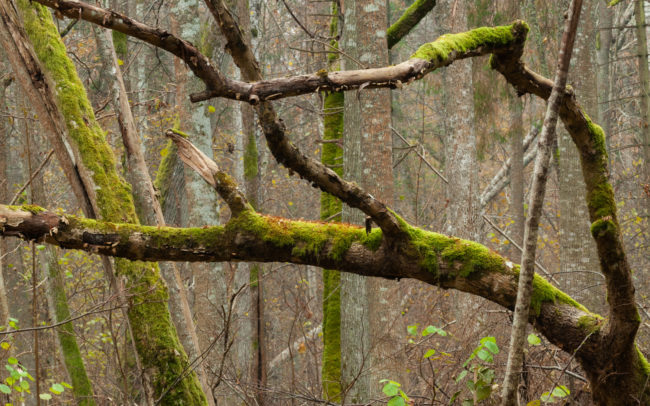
[451,336,500,405]
[380,379,410,406]
[525,385,570,405]
[1,319,73,403]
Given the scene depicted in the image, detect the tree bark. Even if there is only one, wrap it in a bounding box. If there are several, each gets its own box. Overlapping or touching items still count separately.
[341,1,396,402]
[635,0,650,211]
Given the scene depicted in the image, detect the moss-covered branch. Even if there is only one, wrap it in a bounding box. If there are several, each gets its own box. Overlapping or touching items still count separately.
[387,0,437,48]
[0,203,599,350]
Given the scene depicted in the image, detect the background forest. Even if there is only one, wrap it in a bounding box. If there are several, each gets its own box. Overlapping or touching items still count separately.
[0,0,648,405]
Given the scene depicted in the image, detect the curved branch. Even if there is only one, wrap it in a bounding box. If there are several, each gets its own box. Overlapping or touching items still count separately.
[33,1,528,104]
[32,0,241,98]
[491,47,638,348]
[202,0,408,239]
[191,22,530,102]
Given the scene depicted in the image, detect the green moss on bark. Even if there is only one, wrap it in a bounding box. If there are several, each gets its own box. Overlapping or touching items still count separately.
[112,31,127,58]
[244,132,259,180]
[320,6,344,395]
[577,314,604,333]
[529,273,587,315]
[21,204,46,214]
[154,140,177,210]
[47,253,96,405]
[386,0,436,49]
[410,22,528,63]
[227,211,380,262]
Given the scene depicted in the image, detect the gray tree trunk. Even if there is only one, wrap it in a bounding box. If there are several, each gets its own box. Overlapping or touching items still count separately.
[341,0,395,402]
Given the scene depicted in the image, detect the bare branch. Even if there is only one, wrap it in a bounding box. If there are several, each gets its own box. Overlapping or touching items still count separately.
[205,0,407,239]
[479,126,539,208]
[502,1,584,403]
[166,130,251,216]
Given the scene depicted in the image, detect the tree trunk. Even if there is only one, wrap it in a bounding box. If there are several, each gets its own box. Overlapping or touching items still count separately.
[0,2,208,403]
[321,1,344,400]
[341,0,395,402]
[635,0,650,211]
[0,72,13,324]
[28,131,96,405]
[93,23,215,406]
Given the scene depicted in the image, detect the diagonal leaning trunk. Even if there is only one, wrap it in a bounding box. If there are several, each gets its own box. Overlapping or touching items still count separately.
[0,1,208,404]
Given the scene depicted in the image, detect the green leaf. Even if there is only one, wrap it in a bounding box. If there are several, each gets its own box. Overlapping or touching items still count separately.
[19,380,29,390]
[1,342,10,350]
[540,392,552,403]
[456,370,468,383]
[387,397,405,406]
[398,389,409,400]
[476,384,492,402]
[39,393,52,400]
[0,384,11,394]
[422,325,447,337]
[551,385,569,398]
[462,399,474,406]
[527,400,541,406]
[407,324,419,336]
[449,390,461,404]
[483,340,499,354]
[7,357,17,365]
[207,105,216,113]
[423,349,436,359]
[51,383,65,393]
[61,381,73,389]
[527,333,541,346]
[36,245,45,251]
[476,349,491,362]
[382,382,400,397]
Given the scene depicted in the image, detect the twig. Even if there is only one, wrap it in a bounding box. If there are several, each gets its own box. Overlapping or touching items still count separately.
[481,214,558,285]
[9,149,55,205]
